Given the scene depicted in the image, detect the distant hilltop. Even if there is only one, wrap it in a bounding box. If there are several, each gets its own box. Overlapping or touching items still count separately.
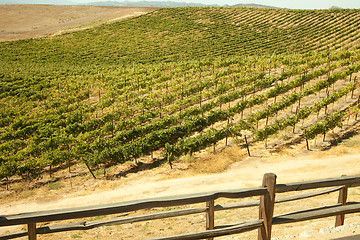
[83,1,279,8]
[0,0,75,4]
[0,0,278,8]
[84,1,209,7]
[232,3,280,9]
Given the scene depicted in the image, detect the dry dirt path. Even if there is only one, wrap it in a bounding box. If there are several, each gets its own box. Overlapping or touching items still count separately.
[2,145,359,214]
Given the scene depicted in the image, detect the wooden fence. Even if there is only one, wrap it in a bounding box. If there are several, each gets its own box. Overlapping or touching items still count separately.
[1,173,360,240]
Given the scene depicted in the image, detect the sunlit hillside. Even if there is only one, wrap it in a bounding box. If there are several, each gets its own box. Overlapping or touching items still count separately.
[1,7,360,181]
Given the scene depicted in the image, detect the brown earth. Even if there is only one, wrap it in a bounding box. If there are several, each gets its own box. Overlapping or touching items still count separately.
[0,4,160,42]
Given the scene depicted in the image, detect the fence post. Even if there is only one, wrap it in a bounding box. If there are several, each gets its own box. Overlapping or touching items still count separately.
[28,223,37,240]
[335,185,348,227]
[258,173,277,240]
[206,200,215,240]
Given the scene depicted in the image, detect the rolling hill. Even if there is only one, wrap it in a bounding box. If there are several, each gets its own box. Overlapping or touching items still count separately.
[83,1,209,7]
[0,4,159,42]
[0,1,276,8]
[0,7,360,182]
[232,3,279,8]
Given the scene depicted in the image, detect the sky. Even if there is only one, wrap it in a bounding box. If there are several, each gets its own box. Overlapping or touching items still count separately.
[76,0,360,9]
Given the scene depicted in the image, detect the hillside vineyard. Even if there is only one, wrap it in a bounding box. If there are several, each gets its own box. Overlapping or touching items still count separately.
[0,7,360,180]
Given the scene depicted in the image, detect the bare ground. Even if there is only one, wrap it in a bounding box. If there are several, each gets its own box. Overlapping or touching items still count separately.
[0,4,160,42]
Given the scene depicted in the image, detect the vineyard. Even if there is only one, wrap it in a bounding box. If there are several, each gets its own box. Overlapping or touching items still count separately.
[1,7,360,184]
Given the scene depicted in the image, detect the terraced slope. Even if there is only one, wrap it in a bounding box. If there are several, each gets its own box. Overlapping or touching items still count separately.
[0,7,360,181]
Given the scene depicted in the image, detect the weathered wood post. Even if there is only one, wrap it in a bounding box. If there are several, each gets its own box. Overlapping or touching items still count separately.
[305,130,310,151]
[28,223,36,240]
[335,182,348,227]
[206,200,215,240]
[245,135,251,157]
[258,173,276,240]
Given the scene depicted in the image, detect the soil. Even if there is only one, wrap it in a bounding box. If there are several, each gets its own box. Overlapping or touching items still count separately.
[0,4,160,42]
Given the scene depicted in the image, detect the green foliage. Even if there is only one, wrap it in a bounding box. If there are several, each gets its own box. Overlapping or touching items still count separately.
[71,234,82,239]
[0,7,359,179]
[46,182,64,190]
[306,111,346,140]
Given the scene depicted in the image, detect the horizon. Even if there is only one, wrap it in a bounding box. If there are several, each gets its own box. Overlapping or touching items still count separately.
[1,0,360,9]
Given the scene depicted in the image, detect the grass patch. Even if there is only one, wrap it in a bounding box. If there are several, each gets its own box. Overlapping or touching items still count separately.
[188,146,246,174]
[72,19,103,29]
[46,182,64,190]
[87,215,106,221]
[20,188,33,198]
[342,139,360,148]
[215,214,227,220]
[141,224,152,231]
[161,207,175,211]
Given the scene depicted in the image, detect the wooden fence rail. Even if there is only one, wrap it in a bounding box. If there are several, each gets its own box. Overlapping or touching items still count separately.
[1,173,360,240]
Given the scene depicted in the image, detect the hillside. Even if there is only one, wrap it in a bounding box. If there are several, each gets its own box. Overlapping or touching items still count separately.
[2,8,359,61]
[1,5,360,197]
[1,6,360,239]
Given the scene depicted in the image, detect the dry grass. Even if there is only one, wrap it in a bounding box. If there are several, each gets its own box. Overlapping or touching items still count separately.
[188,145,247,174]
